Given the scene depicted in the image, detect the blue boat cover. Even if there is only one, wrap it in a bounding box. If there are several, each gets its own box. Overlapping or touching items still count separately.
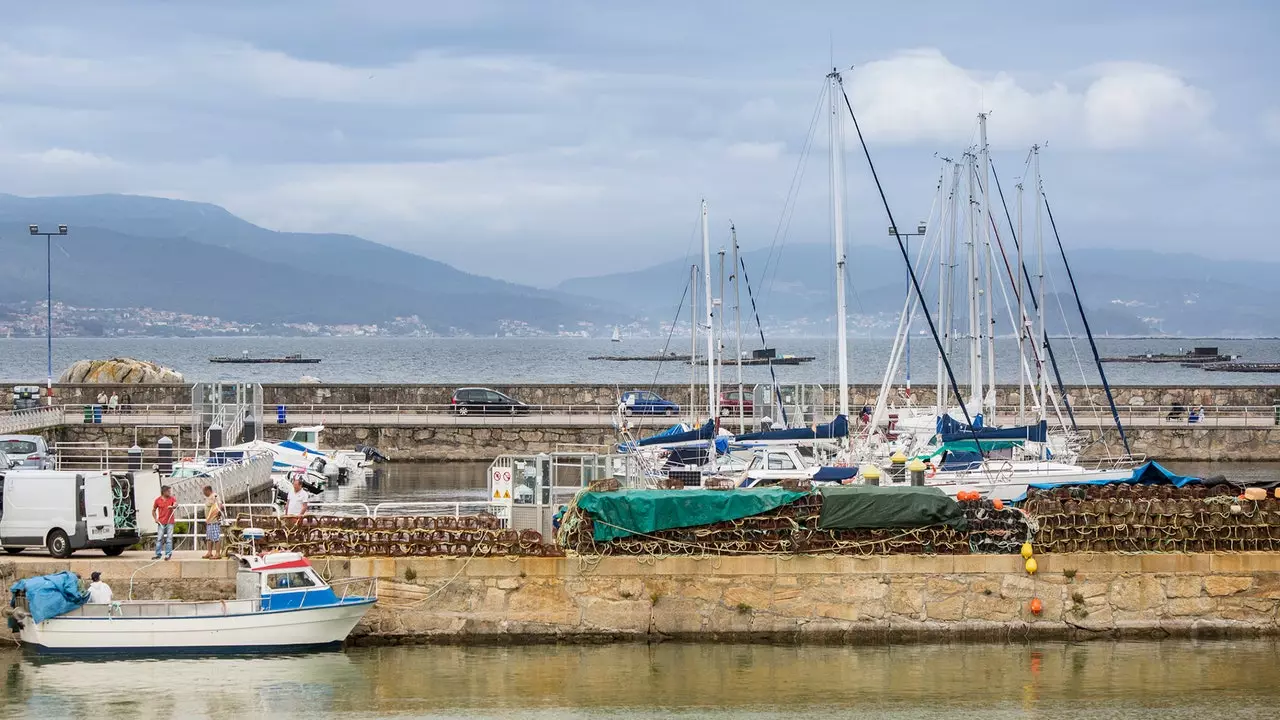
[635,420,716,447]
[9,572,87,623]
[939,419,1047,444]
[1012,461,1200,502]
[939,450,984,471]
[736,415,849,441]
[936,413,984,435]
[812,466,859,482]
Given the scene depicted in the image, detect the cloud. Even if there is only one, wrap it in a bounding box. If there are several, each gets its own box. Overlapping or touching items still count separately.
[845,49,1213,150]
[19,147,118,168]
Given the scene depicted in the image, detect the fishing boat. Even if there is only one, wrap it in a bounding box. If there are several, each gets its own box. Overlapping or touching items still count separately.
[8,553,375,654]
[209,352,321,364]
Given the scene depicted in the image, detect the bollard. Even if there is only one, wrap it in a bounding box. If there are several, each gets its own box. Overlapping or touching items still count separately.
[127,444,143,471]
[157,436,173,474]
[242,414,257,443]
[907,458,927,486]
[889,452,907,482]
[861,465,882,487]
[207,423,224,450]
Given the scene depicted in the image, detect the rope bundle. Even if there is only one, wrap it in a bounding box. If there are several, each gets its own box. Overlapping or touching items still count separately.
[228,514,563,557]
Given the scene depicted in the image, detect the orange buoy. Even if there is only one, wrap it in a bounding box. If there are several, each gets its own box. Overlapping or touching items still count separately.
[992,498,1005,511]
[1030,597,1043,615]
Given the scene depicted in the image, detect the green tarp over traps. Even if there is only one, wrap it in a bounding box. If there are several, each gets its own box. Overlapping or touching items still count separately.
[817,485,967,531]
[577,488,811,542]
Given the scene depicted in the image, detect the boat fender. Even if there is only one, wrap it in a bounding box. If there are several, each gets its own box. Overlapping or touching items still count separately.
[926,462,937,479]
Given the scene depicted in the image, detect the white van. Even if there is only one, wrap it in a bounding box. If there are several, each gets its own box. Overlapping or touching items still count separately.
[0,468,140,558]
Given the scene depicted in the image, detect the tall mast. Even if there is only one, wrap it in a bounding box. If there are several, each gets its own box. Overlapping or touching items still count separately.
[828,69,850,419]
[1034,147,1047,430]
[939,161,961,417]
[965,152,982,412]
[979,113,996,418]
[701,199,717,460]
[717,245,726,412]
[1016,181,1025,425]
[731,223,745,429]
[690,263,698,424]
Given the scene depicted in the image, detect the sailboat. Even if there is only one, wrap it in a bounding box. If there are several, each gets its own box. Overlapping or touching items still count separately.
[611,326,621,342]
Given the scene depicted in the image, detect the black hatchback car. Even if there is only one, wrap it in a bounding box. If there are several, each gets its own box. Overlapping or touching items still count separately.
[450,387,530,415]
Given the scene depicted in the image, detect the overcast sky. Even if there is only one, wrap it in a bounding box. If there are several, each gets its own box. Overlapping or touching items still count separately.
[1,1,1275,286]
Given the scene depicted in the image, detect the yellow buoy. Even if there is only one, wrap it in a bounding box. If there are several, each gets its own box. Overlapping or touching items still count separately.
[1020,542,1034,559]
[1025,557,1038,575]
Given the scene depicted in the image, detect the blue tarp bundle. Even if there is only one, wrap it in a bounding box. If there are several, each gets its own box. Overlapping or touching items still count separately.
[736,415,849,441]
[939,419,1047,444]
[635,420,716,447]
[1013,461,1200,502]
[812,466,859,483]
[9,572,87,623]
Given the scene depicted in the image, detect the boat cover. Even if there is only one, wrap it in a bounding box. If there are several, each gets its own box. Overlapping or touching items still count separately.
[576,487,809,542]
[9,571,87,623]
[939,419,1047,444]
[634,420,716,448]
[817,485,968,530]
[1012,461,1200,502]
[735,415,849,441]
[812,466,859,482]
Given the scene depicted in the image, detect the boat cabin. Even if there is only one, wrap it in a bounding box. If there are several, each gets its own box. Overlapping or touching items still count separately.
[236,552,340,610]
[283,426,324,452]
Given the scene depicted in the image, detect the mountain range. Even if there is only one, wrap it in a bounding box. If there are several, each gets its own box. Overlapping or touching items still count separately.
[0,193,1271,337]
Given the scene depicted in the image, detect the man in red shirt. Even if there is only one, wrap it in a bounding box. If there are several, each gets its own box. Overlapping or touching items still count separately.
[152,485,178,560]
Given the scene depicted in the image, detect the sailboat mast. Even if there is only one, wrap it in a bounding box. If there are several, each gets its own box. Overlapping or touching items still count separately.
[965,153,982,412]
[1034,146,1047,430]
[1016,181,1025,425]
[979,113,996,418]
[939,161,961,417]
[731,223,745,429]
[717,246,726,412]
[701,199,717,458]
[828,69,850,419]
[690,263,698,424]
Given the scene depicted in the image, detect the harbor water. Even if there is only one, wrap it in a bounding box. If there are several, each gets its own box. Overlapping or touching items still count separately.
[3,640,1278,718]
[1,336,1279,385]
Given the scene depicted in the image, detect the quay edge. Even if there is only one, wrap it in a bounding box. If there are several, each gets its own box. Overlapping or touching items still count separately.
[4,552,1280,645]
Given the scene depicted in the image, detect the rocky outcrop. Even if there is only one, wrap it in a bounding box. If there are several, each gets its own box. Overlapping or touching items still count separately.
[58,357,184,384]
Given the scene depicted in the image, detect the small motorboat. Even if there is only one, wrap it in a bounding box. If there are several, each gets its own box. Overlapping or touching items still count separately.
[8,552,375,654]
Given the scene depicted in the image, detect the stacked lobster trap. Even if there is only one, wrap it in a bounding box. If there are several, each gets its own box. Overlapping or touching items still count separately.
[1022,482,1280,553]
[229,514,564,557]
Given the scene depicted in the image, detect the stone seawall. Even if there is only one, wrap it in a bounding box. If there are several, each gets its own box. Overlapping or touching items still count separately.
[32,382,1280,410]
[5,553,1280,644]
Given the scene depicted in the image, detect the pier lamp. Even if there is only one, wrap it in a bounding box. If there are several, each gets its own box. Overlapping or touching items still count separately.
[29,224,68,404]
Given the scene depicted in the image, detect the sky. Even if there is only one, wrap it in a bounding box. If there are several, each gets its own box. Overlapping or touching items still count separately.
[0,0,1276,286]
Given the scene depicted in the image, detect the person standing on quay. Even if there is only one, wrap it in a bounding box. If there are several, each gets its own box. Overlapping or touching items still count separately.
[152,485,177,560]
[285,476,309,517]
[108,391,119,414]
[202,485,224,560]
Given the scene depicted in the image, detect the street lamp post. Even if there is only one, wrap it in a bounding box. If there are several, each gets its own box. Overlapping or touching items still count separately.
[889,222,928,396]
[29,224,68,405]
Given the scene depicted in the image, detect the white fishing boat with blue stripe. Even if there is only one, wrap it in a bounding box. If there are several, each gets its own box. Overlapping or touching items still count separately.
[8,553,375,654]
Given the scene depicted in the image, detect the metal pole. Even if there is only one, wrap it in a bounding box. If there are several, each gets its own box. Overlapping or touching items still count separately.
[690,264,698,425]
[828,70,850,419]
[731,224,744,430]
[700,200,716,465]
[46,234,53,403]
[717,245,726,416]
[980,113,996,419]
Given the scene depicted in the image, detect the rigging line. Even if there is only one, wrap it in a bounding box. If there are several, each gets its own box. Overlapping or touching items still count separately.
[761,80,826,302]
[1042,190,1132,456]
[649,275,692,388]
[739,255,789,427]
[836,78,983,447]
[988,159,1077,431]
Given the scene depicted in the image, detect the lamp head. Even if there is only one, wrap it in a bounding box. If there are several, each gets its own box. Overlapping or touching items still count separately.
[28,225,38,235]
[57,225,68,235]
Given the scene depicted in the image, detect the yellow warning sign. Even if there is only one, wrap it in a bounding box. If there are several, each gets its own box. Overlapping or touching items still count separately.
[493,489,501,499]
[502,490,510,499]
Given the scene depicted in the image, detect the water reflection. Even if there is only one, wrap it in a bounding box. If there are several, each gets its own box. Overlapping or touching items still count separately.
[3,641,1278,719]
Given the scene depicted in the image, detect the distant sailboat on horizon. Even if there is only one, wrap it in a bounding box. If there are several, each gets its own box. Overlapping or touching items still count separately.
[611,327,622,342]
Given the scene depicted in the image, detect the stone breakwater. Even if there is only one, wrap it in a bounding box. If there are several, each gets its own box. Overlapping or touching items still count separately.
[6,553,1280,644]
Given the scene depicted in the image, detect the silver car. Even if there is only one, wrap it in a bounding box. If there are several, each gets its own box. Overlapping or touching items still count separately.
[0,435,52,470]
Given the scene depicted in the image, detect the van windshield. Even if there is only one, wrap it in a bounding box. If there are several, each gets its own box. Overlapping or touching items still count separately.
[0,441,36,455]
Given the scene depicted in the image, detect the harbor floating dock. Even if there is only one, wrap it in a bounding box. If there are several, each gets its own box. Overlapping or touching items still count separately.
[209,352,321,364]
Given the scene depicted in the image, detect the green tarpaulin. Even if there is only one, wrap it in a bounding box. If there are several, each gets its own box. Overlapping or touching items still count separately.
[577,488,811,542]
[817,485,967,530]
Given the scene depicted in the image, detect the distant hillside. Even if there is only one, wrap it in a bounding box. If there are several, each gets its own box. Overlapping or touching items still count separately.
[0,194,622,333]
[557,242,1280,336]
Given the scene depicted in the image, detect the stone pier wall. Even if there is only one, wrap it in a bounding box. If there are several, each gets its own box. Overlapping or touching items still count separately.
[5,553,1280,644]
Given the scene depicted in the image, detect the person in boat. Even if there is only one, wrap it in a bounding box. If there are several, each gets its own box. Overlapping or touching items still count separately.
[285,476,310,518]
[202,485,224,560]
[152,485,177,561]
[86,571,112,604]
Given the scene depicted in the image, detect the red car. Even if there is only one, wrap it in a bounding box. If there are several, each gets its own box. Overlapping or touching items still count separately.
[719,390,753,416]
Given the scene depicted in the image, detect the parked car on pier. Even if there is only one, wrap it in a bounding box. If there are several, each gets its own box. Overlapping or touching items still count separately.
[0,435,52,470]
[620,391,680,416]
[719,390,754,417]
[450,388,530,416]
